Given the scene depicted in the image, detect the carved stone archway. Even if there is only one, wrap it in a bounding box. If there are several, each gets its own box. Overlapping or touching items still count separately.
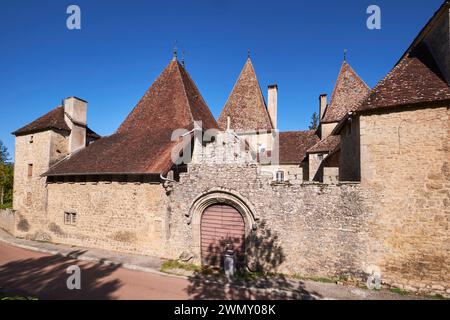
[187,188,259,264]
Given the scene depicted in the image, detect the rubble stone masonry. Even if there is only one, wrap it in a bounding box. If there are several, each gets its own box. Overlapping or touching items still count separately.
[44,181,169,256]
[168,164,373,281]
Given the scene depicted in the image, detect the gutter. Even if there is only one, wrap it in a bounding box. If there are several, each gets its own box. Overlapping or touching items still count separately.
[160,173,175,183]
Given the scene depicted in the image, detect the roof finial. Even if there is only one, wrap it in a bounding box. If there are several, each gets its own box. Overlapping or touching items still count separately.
[247,49,251,59]
[344,48,348,62]
[172,41,178,61]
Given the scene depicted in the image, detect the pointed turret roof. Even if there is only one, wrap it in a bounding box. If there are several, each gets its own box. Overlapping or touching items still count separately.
[218,58,273,131]
[321,61,370,123]
[45,59,218,176]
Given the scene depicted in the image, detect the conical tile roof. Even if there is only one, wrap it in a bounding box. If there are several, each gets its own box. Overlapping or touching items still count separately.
[321,62,370,123]
[218,58,273,131]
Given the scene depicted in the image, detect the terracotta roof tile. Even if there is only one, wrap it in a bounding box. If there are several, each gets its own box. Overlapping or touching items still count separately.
[218,58,273,131]
[12,105,100,139]
[278,131,319,164]
[307,135,340,154]
[357,43,450,112]
[45,60,218,176]
[322,62,370,123]
[13,106,70,136]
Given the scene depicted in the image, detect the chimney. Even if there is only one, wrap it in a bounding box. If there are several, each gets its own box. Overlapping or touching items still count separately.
[63,97,87,154]
[268,84,278,129]
[319,94,327,120]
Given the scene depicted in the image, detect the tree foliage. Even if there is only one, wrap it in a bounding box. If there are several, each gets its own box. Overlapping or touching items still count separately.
[0,140,13,207]
[0,140,10,163]
[308,112,319,130]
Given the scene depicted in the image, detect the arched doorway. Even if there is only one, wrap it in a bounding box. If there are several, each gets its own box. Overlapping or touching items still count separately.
[201,204,245,268]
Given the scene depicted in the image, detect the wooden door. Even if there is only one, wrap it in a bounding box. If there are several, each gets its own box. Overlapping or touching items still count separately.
[201,204,245,268]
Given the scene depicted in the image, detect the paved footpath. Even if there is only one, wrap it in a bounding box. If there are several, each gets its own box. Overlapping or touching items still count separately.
[0,229,425,300]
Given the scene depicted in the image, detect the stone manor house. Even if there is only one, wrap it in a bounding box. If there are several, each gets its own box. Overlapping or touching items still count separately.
[5,1,450,296]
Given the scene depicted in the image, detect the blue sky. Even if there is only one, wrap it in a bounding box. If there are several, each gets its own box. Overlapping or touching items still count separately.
[0,0,444,160]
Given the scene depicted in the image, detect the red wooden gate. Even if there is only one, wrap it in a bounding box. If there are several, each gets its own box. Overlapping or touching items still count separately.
[201,204,245,267]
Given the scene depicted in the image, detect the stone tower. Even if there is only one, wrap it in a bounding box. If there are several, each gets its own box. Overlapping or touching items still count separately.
[11,97,98,236]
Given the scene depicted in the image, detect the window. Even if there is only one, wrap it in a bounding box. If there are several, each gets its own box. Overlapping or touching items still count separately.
[318,154,324,161]
[64,212,77,225]
[29,136,34,144]
[276,170,285,183]
[28,164,33,177]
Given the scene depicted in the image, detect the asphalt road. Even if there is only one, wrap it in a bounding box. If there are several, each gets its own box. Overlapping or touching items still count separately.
[0,241,426,300]
[0,241,190,300]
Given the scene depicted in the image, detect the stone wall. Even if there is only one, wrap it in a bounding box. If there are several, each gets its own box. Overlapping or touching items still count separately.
[308,153,324,181]
[168,164,374,280]
[13,132,51,236]
[0,209,16,235]
[41,181,169,256]
[359,105,450,295]
[13,131,70,238]
[321,122,337,139]
[323,167,339,184]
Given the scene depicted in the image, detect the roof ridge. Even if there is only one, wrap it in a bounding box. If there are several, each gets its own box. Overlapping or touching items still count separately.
[176,60,218,130]
[116,61,175,134]
[173,60,195,125]
[12,105,70,136]
[280,130,316,134]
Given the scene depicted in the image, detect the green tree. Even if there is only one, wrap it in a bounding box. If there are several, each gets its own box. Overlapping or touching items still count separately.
[308,112,319,130]
[0,140,13,208]
[0,140,9,163]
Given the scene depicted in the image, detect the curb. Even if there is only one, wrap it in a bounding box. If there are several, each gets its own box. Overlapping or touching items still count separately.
[0,234,317,298]
[0,234,179,279]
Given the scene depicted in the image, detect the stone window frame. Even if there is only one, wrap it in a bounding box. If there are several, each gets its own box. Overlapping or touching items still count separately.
[64,212,77,225]
[276,170,285,182]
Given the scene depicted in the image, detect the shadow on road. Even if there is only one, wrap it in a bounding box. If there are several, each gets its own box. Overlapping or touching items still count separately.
[186,221,322,300]
[0,250,122,300]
